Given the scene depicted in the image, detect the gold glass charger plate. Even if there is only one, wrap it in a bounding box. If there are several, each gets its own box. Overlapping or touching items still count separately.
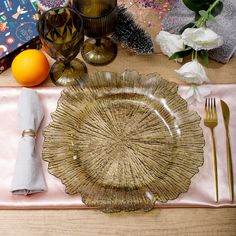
[43,70,204,213]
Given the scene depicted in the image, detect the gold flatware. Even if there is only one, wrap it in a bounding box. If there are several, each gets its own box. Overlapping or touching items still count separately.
[221,100,234,202]
[204,98,218,203]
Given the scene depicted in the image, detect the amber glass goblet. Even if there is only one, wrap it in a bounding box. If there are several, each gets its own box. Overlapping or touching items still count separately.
[73,0,118,66]
[37,7,87,86]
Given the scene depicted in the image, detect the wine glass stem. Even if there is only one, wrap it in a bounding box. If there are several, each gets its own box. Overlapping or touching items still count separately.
[96,38,101,47]
[64,62,71,67]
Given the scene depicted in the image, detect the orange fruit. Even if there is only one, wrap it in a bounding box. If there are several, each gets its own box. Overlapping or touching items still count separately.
[12,49,50,87]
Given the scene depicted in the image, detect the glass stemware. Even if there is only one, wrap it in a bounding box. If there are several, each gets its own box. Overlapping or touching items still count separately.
[37,7,87,86]
[73,0,118,66]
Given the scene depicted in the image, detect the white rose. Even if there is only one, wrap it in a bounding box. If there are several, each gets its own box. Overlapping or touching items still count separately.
[184,85,211,104]
[156,31,185,62]
[175,60,208,84]
[181,27,223,51]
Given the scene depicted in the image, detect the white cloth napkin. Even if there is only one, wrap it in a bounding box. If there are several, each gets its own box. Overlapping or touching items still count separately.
[10,88,47,195]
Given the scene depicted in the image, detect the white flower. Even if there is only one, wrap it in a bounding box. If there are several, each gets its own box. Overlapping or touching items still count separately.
[183,85,211,104]
[181,27,223,51]
[175,60,208,84]
[156,31,185,62]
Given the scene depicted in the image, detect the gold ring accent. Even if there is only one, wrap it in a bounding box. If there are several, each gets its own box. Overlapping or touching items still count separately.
[22,129,36,138]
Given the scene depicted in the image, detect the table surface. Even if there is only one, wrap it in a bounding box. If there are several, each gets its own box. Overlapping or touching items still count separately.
[0,7,236,236]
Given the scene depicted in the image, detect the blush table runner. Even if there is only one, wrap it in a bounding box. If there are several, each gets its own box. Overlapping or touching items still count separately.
[0,85,235,209]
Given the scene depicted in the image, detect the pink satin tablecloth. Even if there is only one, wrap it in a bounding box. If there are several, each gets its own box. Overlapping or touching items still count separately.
[0,85,235,209]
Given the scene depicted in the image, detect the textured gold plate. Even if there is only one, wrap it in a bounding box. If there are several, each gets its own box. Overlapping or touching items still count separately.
[43,70,204,213]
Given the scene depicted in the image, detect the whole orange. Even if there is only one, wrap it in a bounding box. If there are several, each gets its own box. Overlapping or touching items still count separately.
[12,49,50,87]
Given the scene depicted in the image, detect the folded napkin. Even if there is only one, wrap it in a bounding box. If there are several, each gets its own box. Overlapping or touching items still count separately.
[161,0,236,63]
[10,88,47,195]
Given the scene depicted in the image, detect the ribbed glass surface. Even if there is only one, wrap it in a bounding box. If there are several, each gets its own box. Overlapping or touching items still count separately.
[73,0,117,38]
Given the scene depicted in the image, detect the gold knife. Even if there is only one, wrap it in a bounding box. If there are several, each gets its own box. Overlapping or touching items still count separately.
[221,100,234,202]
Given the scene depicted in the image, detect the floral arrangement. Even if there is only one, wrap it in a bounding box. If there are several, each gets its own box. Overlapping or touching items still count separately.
[156,0,224,103]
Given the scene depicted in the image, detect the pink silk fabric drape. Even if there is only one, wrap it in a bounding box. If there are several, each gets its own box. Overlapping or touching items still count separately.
[0,85,235,209]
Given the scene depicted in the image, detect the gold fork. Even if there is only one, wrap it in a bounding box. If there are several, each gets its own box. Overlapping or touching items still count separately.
[204,98,218,203]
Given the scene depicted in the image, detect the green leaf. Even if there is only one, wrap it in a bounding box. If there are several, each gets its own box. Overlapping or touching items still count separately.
[198,50,209,66]
[208,14,215,20]
[199,10,208,18]
[211,1,223,16]
[169,47,193,60]
[183,0,215,12]
[195,12,201,21]
[179,22,195,34]
[208,14,217,23]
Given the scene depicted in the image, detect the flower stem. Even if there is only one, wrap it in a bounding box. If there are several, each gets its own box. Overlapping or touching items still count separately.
[207,0,221,14]
[192,50,198,61]
[195,0,221,27]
